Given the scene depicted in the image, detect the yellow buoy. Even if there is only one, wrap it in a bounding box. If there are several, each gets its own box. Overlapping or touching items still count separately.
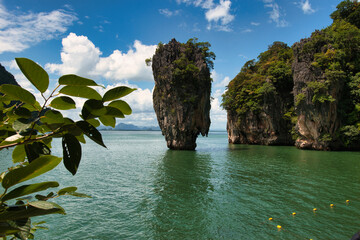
[330,204,335,207]
[269,217,273,221]
[346,200,350,203]
[313,208,317,212]
[292,212,296,215]
[277,225,282,229]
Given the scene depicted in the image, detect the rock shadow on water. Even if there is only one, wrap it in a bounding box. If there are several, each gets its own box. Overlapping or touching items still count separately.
[150,150,214,239]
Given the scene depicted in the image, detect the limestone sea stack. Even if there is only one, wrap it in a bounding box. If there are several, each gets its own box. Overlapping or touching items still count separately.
[151,38,214,150]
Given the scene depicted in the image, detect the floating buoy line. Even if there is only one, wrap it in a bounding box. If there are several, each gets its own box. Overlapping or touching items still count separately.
[264,199,354,239]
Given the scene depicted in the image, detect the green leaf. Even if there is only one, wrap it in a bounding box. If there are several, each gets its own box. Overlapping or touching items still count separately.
[14,107,32,118]
[108,100,132,115]
[15,58,49,93]
[22,101,41,112]
[86,119,100,128]
[59,74,99,87]
[50,96,76,110]
[2,155,62,189]
[62,134,81,175]
[12,118,33,133]
[25,142,51,163]
[99,116,116,127]
[104,106,125,118]
[0,206,65,221]
[76,121,106,148]
[1,181,59,202]
[102,86,136,102]
[65,192,91,198]
[13,218,31,240]
[0,84,36,105]
[29,201,64,212]
[43,109,64,124]
[59,86,102,100]
[76,134,86,144]
[58,187,77,196]
[81,99,106,120]
[0,224,21,235]
[12,145,26,163]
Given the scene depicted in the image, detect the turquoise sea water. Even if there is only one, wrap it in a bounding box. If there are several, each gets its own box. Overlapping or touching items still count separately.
[1,131,360,239]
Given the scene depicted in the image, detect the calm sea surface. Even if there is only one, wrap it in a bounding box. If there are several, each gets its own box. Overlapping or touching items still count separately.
[1,131,360,239]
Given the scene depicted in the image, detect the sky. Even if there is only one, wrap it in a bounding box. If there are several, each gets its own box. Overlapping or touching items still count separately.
[0,0,346,130]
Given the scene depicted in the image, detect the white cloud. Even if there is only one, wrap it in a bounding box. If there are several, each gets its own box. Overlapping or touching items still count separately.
[177,0,235,31]
[264,2,288,27]
[210,90,227,130]
[159,8,180,17]
[238,54,248,59]
[205,0,234,30]
[251,22,260,26]
[46,33,157,82]
[212,70,230,88]
[242,28,253,33]
[0,3,77,54]
[298,0,315,14]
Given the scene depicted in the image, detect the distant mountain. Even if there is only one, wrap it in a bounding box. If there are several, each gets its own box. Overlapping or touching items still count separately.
[99,123,160,131]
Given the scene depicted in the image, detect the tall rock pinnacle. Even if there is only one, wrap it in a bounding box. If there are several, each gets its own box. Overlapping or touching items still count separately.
[151,38,214,150]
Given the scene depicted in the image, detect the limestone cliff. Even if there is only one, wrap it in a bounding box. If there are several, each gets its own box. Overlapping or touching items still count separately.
[227,92,294,145]
[151,38,214,150]
[223,42,294,146]
[292,26,360,150]
[292,36,340,150]
[224,1,360,151]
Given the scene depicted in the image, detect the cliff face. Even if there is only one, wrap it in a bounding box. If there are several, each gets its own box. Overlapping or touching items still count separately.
[0,64,19,86]
[227,91,294,145]
[292,37,342,150]
[223,42,294,146]
[292,17,360,150]
[151,39,213,150]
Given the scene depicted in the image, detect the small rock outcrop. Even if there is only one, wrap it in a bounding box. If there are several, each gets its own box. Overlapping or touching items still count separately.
[151,38,214,150]
[223,42,295,146]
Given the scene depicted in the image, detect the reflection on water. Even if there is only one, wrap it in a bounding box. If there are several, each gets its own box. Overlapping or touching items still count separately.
[152,150,213,239]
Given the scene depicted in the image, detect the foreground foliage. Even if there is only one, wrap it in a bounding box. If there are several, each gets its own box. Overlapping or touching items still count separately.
[0,58,135,238]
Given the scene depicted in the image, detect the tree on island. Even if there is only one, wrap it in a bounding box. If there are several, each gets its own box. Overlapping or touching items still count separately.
[0,58,135,238]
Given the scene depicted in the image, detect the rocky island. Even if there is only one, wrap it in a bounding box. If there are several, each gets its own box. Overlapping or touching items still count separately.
[150,38,215,150]
[223,0,360,150]
[222,42,294,146]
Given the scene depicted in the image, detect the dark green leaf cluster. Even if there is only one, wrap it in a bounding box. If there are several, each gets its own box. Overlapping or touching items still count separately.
[222,41,293,115]
[330,0,360,28]
[0,58,134,238]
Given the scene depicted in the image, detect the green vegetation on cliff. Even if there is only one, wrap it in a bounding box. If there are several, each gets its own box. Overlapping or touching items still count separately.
[295,0,360,147]
[222,0,360,149]
[151,38,214,150]
[222,41,293,116]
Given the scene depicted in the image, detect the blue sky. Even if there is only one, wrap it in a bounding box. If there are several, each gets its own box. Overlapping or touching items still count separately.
[0,0,344,130]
